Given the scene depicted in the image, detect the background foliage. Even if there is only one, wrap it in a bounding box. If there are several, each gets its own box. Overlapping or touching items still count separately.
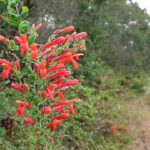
[0,0,150,149]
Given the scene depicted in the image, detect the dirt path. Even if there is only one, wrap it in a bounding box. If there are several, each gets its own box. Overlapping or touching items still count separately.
[127,91,150,150]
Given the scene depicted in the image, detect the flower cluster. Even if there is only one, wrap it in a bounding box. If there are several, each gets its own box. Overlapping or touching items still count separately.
[0,26,87,137]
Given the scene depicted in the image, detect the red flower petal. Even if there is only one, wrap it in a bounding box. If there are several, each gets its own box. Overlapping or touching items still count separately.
[71,58,78,70]
[42,106,51,114]
[24,117,36,125]
[47,119,61,131]
[56,26,75,34]
[42,37,66,49]
[52,113,69,121]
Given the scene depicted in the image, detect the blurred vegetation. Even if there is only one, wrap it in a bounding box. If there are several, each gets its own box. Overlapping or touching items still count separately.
[0,0,150,149]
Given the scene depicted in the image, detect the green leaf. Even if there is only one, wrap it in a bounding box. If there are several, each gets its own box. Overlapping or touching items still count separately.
[20,6,28,19]
[9,39,19,51]
[28,34,37,45]
[8,0,16,7]
[9,13,20,27]
[28,75,36,84]
[0,128,6,137]
[0,0,7,4]
[16,72,24,78]
[8,0,19,8]
[28,26,38,45]
[19,21,29,34]
[22,65,31,74]
[7,6,15,14]
[36,116,41,122]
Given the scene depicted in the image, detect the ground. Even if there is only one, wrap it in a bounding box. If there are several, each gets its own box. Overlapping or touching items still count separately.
[126,90,150,150]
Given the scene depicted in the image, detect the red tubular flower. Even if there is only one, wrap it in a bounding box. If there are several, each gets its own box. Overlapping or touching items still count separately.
[71,58,78,70]
[16,107,24,116]
[49,69,71,79]
[43,84,55,100]
[42,37,66,49]
[34,63,39,72]
[1,62,10,68]
[0,59,11,65]
[47,119,61,131]
[14,36,21,45]
[35,23,42,31]
[47,84,55,90]
[56,26,74,34]
[59,57,71,64]
[42,106,51,114]
[20,34,27,44]
[52,106,65,114]
[24,117,36,125]
[62,49,69,53]
[16,102,31,116]
[1,69,9,79]
[15,60,21,70]
[11,83,24,93]
[42,90,47,99]
[72,32,87,39]
[20,44,28,54]
[64,34,71,43]
[16,100,32,116]
[47,89,54,100]
[52,113,69,121]
[52,106,63,112]
[58,53,83,70]
[39,60,46,69]
[39,61,47,78]
[43,53,55,64]
[57,91,64,100]
[11,83,27,93]
[74,55,79,61]
[20,47,28,55]
[53,76,65,84]
[20,34,28,54]
[47,84,55,100]
[71,32,77,39]
[41,48,52,57]
[59,108,66,114]
[16,100,32,108]
[58,79,78,89]
[47,63,64,73]
[53,101,71,107]
[1,62,13,68]
[69,105,76,114]
[111,125,118,135]
[43,52,55,59]
[59,86,69,91]
[30,43,38,60]
[22,84,28,92]
[73,53,84,61]
[1,63,13,79]
[0,35,9,44]
[54,52,72,61]
[52,98,81,107]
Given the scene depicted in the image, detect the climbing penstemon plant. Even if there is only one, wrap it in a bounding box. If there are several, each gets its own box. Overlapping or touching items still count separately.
[0,0,87,146]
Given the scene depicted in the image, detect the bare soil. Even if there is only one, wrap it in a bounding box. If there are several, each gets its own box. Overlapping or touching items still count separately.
[127,91,150,150]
